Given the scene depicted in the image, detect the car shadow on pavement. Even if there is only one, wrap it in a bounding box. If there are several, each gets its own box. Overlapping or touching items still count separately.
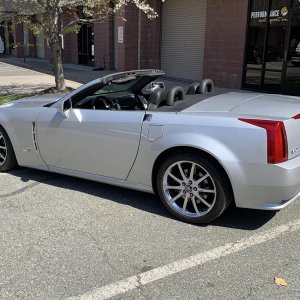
[8,168,276,230]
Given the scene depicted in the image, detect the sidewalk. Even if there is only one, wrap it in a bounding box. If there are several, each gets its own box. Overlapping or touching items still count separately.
[0,56,115,95]
[0,55,113,84]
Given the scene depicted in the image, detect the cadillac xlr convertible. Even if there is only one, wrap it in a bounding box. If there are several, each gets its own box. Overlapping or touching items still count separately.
[0,70,300,223]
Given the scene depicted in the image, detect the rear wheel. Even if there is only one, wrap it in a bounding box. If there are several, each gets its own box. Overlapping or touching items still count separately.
[0,127,17,172]
[156,152,232,224]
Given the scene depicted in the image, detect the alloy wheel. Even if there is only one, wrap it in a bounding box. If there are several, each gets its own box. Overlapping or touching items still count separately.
[0,132,7,166]
[162,160,217,218]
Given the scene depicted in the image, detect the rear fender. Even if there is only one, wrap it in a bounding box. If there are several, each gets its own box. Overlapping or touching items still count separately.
[128,131,245,193]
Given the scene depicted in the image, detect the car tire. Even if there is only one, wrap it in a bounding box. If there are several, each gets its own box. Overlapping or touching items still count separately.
[0,126,18,172]
[156,152,233,224]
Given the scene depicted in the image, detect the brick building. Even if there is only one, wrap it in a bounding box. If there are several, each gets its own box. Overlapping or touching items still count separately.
[2,0,300,95]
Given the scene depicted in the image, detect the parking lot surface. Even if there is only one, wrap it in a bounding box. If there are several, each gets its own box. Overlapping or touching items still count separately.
[0,168,299,300]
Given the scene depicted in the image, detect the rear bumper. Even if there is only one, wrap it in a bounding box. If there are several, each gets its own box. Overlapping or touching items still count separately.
[229,155,300,210]
[256,191,300,210]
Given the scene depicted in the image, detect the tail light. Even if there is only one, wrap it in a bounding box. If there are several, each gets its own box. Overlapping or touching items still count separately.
[239,119,288,164]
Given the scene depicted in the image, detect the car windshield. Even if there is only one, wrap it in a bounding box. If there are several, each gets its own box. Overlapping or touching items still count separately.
[96,75,145,95]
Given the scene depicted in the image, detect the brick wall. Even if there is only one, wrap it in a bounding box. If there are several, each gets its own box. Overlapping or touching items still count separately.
[203,0,249,88]
[114,8,125,71]
[140,0,161,69]
[124,4,139,70]
[14,20,24,57]
[94,18,113,69]
[62,11,78,64]
[28,31,36,57]
[115,0,161,71]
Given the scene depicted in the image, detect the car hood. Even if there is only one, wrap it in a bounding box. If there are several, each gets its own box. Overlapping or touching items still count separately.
[0,93,67,109]
[183,92,300,119]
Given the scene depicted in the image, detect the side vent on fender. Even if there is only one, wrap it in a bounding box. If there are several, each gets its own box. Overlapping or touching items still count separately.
[32,122,39,152]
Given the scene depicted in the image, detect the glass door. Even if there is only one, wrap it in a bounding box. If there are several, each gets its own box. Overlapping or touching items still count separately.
[243,0,300,95]
[262,0,289,93]
[78,24,95,66]
[284,12,300,95]
[244,0,269,89]
[244,0,290,92]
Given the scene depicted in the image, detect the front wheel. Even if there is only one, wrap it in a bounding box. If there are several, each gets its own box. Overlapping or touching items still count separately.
[0,127,18,172]
[156,152,232,224]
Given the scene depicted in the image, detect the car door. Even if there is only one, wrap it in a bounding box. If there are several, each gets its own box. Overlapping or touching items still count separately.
[36,107,145,180]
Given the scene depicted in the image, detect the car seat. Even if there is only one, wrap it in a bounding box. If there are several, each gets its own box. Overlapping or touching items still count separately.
[148,88,168,110]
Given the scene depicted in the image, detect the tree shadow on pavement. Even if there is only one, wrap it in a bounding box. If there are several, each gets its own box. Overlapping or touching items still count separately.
[8,168,276,231]
[0,83,53,95]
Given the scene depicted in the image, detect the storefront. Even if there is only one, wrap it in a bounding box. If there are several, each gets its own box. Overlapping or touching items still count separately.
[243,0,300,95]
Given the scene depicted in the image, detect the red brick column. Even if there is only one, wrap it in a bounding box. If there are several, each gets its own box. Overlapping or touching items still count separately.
[203,0,248,89]
[140,0,161,69]
[14,20,24,57]
[62,11,78,64]
[114,9,126,71]
[124,4,139,70]
[94,18,114,69]
[28,31,37,57]
[115,0,161,71]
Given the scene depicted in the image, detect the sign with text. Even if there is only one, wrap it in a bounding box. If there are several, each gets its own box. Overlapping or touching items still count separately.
[118,27,124,44]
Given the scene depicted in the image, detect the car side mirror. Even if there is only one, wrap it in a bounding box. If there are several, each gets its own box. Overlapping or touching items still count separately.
[58,98,72,118]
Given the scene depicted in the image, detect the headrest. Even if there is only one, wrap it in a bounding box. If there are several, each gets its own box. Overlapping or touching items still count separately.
[199,79,215,94]
[187,82,201,95]
[167,86,185,106]
[148,88,167,110]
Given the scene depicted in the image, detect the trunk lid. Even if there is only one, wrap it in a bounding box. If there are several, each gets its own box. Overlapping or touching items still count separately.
[230,93,300,119]
[184,92,300,119]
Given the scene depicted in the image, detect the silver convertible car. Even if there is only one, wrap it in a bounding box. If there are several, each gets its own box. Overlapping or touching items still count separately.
[1,70,300,223]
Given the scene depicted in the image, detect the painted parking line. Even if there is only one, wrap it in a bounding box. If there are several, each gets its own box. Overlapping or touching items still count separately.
[68,219,300,300]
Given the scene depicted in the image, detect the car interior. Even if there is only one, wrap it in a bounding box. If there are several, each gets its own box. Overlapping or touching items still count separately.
[68,77,217,112]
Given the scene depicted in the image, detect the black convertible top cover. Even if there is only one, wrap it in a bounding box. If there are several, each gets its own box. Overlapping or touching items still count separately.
[155,92,223,112]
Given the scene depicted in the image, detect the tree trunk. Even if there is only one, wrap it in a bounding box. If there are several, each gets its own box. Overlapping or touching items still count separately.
[50,38,66,92]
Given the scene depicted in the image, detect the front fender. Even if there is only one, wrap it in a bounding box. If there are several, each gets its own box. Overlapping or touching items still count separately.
[0,107,48,170]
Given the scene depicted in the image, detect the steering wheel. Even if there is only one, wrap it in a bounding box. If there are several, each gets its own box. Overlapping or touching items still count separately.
[110,99,121,111]
[92,96,111,110]
[92,96,121,111]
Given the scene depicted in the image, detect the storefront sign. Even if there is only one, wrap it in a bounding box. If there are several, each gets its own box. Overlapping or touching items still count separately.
[251,7,289,24]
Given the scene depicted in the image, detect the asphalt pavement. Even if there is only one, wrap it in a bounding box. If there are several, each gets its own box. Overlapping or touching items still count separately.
[0,168,299,300]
